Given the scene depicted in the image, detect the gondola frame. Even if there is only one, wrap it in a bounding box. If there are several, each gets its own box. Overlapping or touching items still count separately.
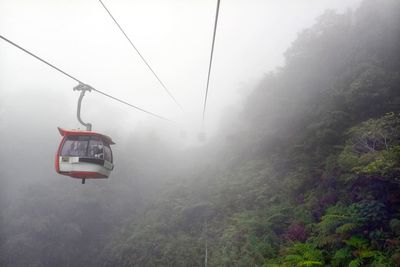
[55,127,115,179]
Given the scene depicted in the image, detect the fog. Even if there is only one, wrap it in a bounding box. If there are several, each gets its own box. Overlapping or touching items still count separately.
[0,0,362,199]
[0,0,362,192]
[2,0,383,266]
[0,0,360,134]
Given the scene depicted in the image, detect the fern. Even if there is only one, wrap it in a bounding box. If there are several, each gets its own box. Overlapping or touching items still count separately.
[335,223,359,234]
[348,258,363,267]
[314,234,341,247]
[316,203,364,245]
[344,235,368,249]
[358,249,378,258]
[370,252,396,267]
[298,260,323,266]
[331,247,352,267]
[283,243,324,267]
[284,254,303,263]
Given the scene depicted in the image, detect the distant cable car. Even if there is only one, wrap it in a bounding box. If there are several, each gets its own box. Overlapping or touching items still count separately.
[55,83,115,184]
[55,127,115,182]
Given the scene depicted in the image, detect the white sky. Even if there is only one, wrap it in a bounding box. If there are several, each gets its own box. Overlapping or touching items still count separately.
[0,0,361,141]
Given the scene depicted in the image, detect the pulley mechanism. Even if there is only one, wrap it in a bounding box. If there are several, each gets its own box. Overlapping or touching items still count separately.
[73,83,93,132]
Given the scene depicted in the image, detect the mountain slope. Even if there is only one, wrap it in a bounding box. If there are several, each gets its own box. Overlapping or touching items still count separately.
[105,0,400,266]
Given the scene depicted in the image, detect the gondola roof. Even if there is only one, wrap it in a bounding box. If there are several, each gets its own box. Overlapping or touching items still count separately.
[57,127,115,145]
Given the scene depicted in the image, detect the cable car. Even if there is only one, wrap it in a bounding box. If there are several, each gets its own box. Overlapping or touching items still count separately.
[54,83,115,184]
[55,127,115,182]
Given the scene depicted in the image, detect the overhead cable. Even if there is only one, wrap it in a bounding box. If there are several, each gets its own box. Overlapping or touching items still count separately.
[98,0,183,110]
[0,34,176,123]
[202,0,221,122]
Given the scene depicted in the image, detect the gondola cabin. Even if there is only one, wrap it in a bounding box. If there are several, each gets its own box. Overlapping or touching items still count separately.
[55,127,115,180]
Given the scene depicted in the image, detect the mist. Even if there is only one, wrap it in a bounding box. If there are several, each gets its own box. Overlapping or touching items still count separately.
[2,0,400,266]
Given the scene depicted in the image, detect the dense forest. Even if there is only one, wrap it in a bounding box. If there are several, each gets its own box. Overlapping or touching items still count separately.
[1,0,400,266]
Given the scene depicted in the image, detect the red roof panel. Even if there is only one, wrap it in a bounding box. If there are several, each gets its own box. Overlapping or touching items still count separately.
[57,127,115,145]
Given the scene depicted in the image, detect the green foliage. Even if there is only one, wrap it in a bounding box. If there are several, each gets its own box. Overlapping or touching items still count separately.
[331,247,352,267]
[389,219,400,236]
[344,235,368,248]
[348,258,363,267]
[341,235,396,267]
[212,211,281,266]
[315,204,363,247]
[282,243,324,267]
[338,113,400,184]
[352,200,387,228]
[336,223,359,234]
[96,1,400,266]
[370,252,395,267]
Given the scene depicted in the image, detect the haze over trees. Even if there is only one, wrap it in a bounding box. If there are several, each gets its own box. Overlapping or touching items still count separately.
[1,0,400,266]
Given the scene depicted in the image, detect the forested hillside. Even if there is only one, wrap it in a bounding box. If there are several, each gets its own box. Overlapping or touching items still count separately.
[104,0,400,266]
[1,0,399,266]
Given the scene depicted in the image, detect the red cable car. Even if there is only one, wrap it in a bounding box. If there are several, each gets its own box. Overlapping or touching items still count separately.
[55,127,115,182]
[55,83,115,184]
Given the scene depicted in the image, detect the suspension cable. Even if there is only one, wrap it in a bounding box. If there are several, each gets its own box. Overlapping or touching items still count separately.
[202,0,221,122]
[0,34,176,123]
[98,0,183,110]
